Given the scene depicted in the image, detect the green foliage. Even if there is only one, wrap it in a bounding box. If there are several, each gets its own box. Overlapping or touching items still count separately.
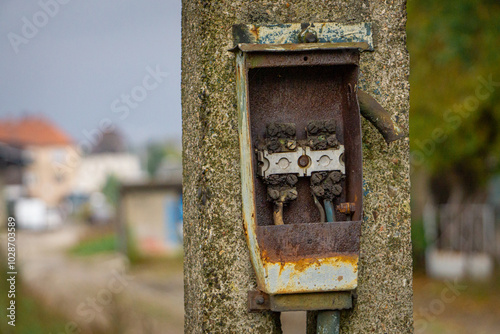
[411,219,427,271]
[0,258,70,334]
[69,233,117,256]
[125,226,142,264]
[146,141,182,178]
[102,174,120,206]
[146,143,166,177]
[408,0,500,197]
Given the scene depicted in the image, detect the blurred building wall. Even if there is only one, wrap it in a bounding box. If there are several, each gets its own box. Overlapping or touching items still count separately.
[0,172,4,225]
[118,181,182,256]
[0,116,78,207]
[23,144,79,207]
[74,153,142,194]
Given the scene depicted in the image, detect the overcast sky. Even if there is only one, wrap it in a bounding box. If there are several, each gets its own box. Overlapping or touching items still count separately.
[0,0,181,147]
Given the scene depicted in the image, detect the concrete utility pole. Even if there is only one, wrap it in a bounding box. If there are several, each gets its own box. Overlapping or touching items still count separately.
[182,1,412,333]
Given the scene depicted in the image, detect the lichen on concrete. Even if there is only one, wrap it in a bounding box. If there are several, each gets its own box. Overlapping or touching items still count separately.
[182,1,412,333]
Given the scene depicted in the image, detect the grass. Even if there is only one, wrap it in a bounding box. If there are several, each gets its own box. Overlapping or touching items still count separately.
[0,255,73,334]
[69,233,117,256]
[0,288,70,334]
[67,226,173,268]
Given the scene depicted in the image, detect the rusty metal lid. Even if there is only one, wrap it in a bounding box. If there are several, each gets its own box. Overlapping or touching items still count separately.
[232,22,374,51]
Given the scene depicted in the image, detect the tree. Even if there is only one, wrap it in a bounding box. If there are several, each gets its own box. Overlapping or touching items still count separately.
[91,129,127,154]
[102,174,120,206]
[145,141,181,178]
[183,1,412,332]
[408,0,500,204]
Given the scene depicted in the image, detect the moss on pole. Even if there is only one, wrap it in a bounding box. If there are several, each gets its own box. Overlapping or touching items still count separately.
[182,1,412,333]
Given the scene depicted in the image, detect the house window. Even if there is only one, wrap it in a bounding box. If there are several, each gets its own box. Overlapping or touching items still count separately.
[52,149,66,164]
[24,172,37,185]
[22,149,34,162]
[55,174,65,183]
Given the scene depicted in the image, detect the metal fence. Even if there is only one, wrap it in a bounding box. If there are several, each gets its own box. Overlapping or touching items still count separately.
[423,203,496,255]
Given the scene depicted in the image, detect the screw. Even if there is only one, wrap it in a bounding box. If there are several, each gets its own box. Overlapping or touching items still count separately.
[256,296,265,305]
[267,139,281,152]
[268,188,280,200]
[327,135,338,147]
[267,123,279,137]
[307,121,319,134]
[267,174,281,186]
[312,185,324,197]
[329,171,342,183]
[311,173,323,185]
[304,32,318,43]
[332,184,342,196]
[286,140,297,150]
[298,155,310,168]
[286,189,298,201]
[286,174,298,186]
[284,124,296,137]
[325,119,336,133]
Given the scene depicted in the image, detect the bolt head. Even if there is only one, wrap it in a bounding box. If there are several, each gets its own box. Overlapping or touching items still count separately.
[327,135,338,147]
[286,189,298,201]
[311,173,323,185]
[329,171,342,183]
[304,32,318,43]
[268,188,280,200]
[267,139,281,152]
[298,155,310,168]
[325,119,336,133]
[307,122,319,134]
[286,140,297,150]
[267,123,279,137]
[312,185,324,197]
[286,174,298,186]
[332,184,342,196]
[284,124,296,136]
[256,296,265,305]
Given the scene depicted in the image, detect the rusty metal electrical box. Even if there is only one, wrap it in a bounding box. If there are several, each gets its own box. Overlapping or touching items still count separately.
[232,22,377,312]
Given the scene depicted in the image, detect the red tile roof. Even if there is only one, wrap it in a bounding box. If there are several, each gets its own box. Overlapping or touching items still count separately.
[0,116,73,146]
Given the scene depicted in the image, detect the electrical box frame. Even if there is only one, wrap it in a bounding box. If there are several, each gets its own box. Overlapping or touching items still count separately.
[233,23,374,305]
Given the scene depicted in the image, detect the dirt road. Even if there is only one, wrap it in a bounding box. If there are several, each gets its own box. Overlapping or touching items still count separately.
[15,225,184,334]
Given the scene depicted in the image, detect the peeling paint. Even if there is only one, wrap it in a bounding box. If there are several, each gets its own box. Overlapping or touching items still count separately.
[232,22,374,50]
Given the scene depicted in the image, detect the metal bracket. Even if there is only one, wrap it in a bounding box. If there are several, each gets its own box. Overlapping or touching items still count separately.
[257,146,345,178]
[248,290,353,312]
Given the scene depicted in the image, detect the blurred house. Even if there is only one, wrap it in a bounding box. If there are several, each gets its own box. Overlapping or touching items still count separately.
[73,129,142,194]
[0,116,78,207]
[74,153,142,194]
[0,142,27,224]
[68,129,143,224]
[154,155,182,182]
[117,180,182,256]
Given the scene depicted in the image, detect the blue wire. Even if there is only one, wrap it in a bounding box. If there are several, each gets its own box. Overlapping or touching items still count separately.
[324,200,335,222]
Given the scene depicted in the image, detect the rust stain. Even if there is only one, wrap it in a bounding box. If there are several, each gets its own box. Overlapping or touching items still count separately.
[291,257,322,273]
[257,222,362,263]
[263,254,358,273]
[249,25,260,41]
[279,261,286,275]
[242,219,248,236]
[338,276,343,281]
